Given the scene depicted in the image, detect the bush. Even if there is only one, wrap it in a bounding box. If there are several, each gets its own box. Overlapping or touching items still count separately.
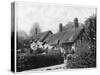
[67,15,96,68]
[17,48,64,72]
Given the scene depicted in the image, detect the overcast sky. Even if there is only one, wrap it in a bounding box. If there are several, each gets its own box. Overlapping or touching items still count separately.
[15,2,96,35]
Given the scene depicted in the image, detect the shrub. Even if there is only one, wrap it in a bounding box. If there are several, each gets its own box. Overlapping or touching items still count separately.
[67,15,96,68]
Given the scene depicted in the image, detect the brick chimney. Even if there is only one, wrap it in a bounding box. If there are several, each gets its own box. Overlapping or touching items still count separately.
[59,23,63,32]
[74,18,79,28]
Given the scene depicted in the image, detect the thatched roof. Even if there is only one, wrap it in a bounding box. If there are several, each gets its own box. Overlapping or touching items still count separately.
[44,27,84,45]
[31,31,53,42]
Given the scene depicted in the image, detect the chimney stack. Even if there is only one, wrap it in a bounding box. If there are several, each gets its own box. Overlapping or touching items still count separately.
[74,18,79,28]
[59,23,63,32]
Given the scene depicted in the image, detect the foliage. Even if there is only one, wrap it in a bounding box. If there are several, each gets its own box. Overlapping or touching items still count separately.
[30,22,41,37]
[67,15,96,68]
[17,48,64,72]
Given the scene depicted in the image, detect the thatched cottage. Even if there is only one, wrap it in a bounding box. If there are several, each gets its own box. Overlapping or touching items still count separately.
[30,30,53,42]
[44,25,84,53]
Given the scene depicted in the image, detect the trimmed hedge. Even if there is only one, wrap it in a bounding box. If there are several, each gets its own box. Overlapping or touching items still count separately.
[17,49,64,72]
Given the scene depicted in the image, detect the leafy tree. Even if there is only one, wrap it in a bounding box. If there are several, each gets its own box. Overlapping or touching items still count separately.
[67,15,96,68]
[30,22,41,37]
[17,31,29,49]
